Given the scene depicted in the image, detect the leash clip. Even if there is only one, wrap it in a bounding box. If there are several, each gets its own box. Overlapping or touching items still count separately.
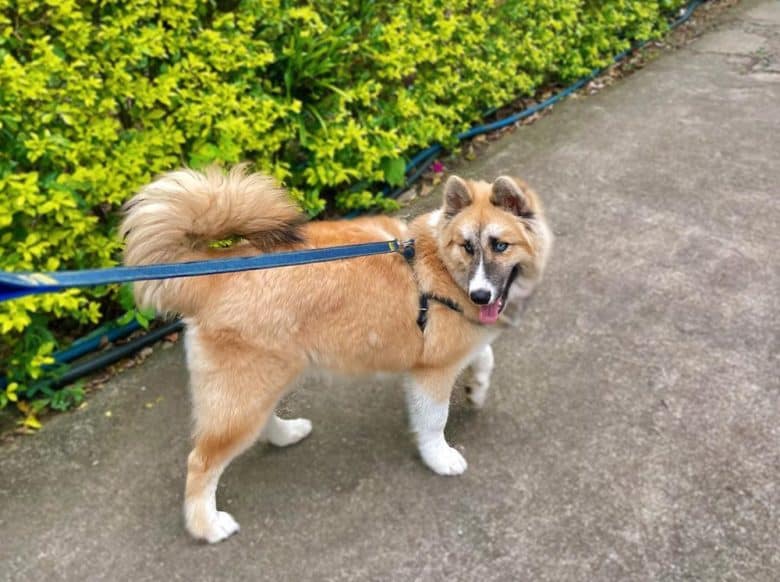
[394,239,415,262]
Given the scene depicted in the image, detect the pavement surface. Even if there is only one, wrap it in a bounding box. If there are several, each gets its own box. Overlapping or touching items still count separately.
[1,1,778,580]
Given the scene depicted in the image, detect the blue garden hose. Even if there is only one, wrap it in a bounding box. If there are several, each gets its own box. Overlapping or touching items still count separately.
[54,319,142,364]
[0,318,143,392]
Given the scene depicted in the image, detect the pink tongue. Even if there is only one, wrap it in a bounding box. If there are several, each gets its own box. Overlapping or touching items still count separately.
[479,301,502,324]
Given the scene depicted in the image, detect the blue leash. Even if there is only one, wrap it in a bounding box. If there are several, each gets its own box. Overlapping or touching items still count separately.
[0,239,416,303]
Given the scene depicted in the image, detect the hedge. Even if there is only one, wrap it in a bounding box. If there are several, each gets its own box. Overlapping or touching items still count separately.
[0,0,685,418]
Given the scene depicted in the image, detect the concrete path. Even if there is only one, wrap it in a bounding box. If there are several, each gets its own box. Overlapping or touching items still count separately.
[1,1,778,580]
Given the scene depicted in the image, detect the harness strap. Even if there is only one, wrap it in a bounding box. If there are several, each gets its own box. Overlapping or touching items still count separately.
[417,293,464,331]
[400,242,465,331]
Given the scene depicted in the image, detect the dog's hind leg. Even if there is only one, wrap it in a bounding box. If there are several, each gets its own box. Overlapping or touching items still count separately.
[184,354,302,543]
[260,413,313,447]
[463,344,495,408]
[405,369,467,476]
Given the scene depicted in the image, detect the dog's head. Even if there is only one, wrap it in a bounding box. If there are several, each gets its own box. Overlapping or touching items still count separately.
[433,175,552,324]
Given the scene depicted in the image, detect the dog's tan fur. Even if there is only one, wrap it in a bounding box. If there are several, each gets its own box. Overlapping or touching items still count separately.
[121,165,552,543]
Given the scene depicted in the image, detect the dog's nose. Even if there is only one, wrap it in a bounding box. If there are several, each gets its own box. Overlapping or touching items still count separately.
[469,289,492,305]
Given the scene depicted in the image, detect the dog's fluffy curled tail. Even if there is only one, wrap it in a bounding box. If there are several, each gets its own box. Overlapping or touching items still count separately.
[120,164,303,315]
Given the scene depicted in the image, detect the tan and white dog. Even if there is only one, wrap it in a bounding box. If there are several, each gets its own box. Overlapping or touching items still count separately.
[121,165,552,543]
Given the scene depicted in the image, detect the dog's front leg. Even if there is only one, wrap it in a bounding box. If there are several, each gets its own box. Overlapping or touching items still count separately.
[463,344,495,408]
[405,370,467,476]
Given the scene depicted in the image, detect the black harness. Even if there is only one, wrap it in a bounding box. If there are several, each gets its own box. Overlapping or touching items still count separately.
[416,293,463,331]
[399,241,465,331]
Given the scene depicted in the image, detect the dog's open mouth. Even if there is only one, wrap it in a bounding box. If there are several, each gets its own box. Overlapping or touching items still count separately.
[478,265,520,325]
[478,299,504,324]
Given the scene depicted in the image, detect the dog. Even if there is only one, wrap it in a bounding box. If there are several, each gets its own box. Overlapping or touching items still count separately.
[120,164,552,543]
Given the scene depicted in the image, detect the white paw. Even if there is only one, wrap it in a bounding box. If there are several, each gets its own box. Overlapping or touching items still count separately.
[204,511,240,544]
[420,443,468,476]
[267,417,312,447]
[464,383,489,408]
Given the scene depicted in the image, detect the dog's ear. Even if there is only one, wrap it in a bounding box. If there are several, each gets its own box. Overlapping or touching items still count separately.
[442,176,472,219]
[491,176,534,218]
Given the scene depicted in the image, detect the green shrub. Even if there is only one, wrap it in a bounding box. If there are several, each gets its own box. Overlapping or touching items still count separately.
[0,0,685,418]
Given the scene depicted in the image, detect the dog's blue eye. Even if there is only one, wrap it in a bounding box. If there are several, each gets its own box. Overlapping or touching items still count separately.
[493,240,509,252]
[463,241,474,254]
